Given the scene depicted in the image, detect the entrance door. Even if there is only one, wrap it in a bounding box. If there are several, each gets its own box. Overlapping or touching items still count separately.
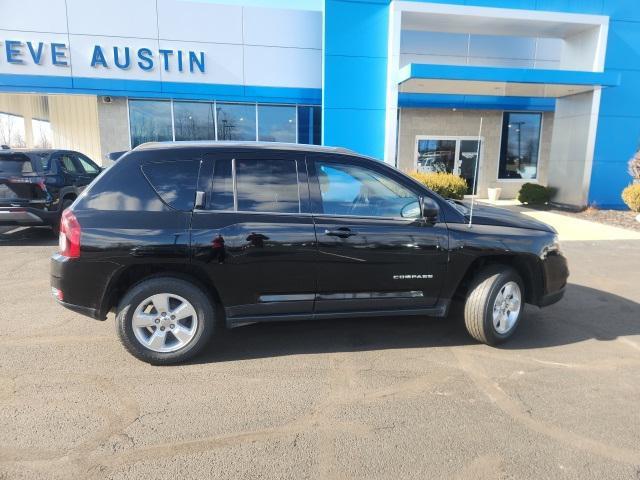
[415,137,482,195]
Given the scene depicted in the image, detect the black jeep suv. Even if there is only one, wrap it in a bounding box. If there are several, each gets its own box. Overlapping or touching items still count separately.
[51,142,568,364]
[0,149,102,232]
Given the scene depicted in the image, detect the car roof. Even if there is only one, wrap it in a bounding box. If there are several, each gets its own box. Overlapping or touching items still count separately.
[0,148,68,156]
[134,141,363,157]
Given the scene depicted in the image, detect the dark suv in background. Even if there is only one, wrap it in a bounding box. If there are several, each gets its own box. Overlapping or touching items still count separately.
[0,149,102,232]
[51,142,568,365]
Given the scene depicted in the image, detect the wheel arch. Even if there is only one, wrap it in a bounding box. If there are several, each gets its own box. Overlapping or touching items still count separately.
[454,254,544,305]
[99,263,224,319]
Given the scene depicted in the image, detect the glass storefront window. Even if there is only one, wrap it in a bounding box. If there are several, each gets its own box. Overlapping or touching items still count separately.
[258,105,296,143]
[216,103,256,141]
[0,113,26,148]
[173,102,215,141]
[498,112,542,180]
[416,139,457,174]
[32,119,52,148]
[297,106,321,145]
[129,100,172,148]
[128,99,322,148]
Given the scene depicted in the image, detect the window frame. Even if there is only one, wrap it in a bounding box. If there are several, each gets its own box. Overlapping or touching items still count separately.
[195,150,309,216]
[497,111,543,182]
[307,154,430,222]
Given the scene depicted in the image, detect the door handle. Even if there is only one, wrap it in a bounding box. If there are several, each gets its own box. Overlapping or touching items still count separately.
[324,227,357,238]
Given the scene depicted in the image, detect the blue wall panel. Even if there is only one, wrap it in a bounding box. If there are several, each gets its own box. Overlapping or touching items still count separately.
[323,108,387,158]
[588,161,632,208]
[590,11,640,207]
[323,0,390,159]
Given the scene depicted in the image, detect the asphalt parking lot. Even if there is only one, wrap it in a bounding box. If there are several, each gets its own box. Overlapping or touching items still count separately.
[0,226,639,480]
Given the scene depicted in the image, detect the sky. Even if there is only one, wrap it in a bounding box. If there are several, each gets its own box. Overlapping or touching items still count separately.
[192,0,323,10]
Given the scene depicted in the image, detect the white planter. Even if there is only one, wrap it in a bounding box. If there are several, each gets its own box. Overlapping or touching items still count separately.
[636,213,640,223]
[487,187,502,202]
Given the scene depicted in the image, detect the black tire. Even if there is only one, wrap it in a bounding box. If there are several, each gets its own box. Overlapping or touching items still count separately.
[51,199,74,236]
[116,277,216,365]
[464,265,524,345]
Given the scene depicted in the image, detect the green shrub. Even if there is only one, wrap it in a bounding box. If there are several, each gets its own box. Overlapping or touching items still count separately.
[622,183,640,212]
[408,172,468,200]
[517,183,555,205]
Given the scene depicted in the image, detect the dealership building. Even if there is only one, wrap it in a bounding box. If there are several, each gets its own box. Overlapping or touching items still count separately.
[0,0,638,208]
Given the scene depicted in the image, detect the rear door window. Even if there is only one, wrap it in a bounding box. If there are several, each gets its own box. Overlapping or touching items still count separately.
[57,154,80,173]
[235,158,300,213]
[141,158,201,211]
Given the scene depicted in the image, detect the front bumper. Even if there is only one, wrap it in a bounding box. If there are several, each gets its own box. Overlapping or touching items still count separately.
[537,286,565,307]
[536,251,569,307]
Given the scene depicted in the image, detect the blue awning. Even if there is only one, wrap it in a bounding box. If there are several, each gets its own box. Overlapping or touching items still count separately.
[399,64,621,89]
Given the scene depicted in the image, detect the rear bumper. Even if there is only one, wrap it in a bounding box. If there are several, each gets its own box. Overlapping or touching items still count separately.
[54,297,102,320]
[50,253,112,320]
[0,206,58,226]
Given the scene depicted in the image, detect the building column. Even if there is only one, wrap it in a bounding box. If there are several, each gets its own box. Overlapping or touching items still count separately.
[547,90,601,208]
[323,0,391,160]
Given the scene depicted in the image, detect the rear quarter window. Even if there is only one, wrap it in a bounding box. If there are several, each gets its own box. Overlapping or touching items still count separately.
[76,155,166,212]
[141,158,201,211]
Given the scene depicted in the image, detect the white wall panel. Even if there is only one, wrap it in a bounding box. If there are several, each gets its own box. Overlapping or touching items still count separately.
[157,0,243,44]
[243,7,321,49]
[0,32,72,77]
[68,35,162,81]
[536,37,563,61]
[400,31,468,57]
[244,46,321,88]
[1,1,323,90]
[0,0,67,33]
[158,40,243,85]
[66,0,157,39]
[49,95,102,162]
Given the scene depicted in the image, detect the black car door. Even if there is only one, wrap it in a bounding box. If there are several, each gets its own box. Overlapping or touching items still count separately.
[190,150,318,322]
[54,153,83,188]
[308,154,449,314]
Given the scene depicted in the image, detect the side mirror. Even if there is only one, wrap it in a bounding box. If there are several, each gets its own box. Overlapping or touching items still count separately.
[421,197,439,222]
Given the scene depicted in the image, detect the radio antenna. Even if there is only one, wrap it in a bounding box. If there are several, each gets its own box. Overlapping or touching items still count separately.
[468,117,483,228]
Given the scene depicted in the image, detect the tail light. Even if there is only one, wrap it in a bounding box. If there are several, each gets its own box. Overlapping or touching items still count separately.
[59,209,81,258]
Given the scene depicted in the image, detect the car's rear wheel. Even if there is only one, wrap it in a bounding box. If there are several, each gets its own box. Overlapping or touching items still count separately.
[464,265,524,345]
[116,277,216,365]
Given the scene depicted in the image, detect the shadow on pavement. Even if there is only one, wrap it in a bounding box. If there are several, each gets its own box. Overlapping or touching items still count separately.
[0,226,58,246]
[191,283,639,364]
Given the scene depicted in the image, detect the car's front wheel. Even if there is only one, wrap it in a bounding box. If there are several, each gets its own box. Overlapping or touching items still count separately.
[464,265,524,345]
[116,277,216,365]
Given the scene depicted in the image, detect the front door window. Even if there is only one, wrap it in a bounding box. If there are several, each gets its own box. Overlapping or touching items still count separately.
[416,137,482,195]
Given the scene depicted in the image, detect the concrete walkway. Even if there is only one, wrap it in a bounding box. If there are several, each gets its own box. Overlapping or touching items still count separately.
[475,198,640,241]
[520,209,640,241]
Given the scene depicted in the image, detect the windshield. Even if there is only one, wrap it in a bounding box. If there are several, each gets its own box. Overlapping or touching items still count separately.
[0,154,38,176]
